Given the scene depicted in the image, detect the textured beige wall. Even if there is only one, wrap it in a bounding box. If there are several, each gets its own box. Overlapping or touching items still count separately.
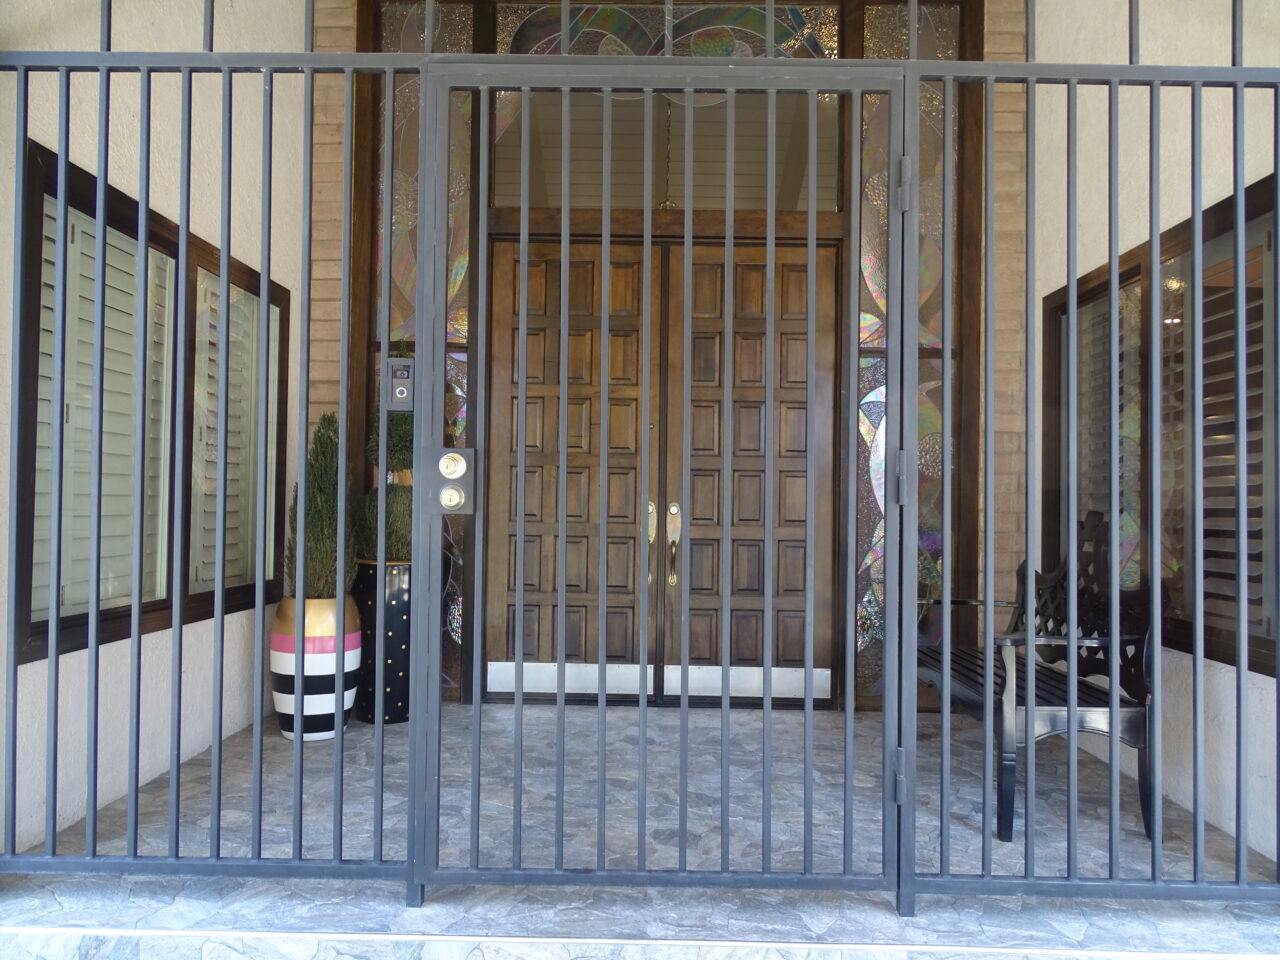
[0,0,307,852]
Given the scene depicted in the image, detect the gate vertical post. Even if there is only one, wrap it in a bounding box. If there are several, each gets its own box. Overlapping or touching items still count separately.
[885,74,916,918]
[407,60,448,906]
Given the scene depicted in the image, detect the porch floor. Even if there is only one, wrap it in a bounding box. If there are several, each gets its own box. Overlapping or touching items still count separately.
[3,706,1277,958]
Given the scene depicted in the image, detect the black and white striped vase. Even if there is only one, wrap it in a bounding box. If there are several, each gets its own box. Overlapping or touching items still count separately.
[269,596,361,741]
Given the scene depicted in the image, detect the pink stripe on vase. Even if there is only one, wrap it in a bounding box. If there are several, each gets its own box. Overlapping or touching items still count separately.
[270,630,363,655]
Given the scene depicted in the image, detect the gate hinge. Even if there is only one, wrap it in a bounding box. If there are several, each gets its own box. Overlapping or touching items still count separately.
[892,747,907,805]
[897,155,914,212]
[893,449,908,506]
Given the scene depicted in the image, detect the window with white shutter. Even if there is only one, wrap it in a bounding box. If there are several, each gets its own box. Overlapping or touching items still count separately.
[19,142,290,662]
[1056,188,1278,673]
[30,197,174,622]
[1160,216,1277,638]
[188,268,280,593]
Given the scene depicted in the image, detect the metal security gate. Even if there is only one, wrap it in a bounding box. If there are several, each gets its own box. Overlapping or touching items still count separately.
[3,0,1280,921]
[410,59,911,902]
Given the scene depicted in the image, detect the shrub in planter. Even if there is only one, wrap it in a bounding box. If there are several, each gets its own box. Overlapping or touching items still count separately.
[270,412,359,741]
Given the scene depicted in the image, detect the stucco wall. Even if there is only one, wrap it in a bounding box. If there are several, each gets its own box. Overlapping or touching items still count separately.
[0,0,307,851]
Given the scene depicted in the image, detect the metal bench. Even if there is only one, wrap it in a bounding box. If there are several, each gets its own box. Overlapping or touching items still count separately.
[917,511,1155,842]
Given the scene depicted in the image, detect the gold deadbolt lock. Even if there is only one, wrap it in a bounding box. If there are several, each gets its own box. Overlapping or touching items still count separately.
[439,484,466,510]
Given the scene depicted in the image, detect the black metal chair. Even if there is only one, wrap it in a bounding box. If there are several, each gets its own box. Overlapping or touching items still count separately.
[918,510,1156,842]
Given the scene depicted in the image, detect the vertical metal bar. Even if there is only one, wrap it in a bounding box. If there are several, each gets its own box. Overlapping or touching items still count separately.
[1231,80,1249,884]
[1025,0,1035,62]
[678,85,693,874]
[907,0,919,61]
[1190,79,1206,883]
[664,0,673,55]
[981,77,995,878]
[292,66,316,862]
[421,59,451,894]
[210,65,234,861]
[598,87,613,872]
[843,88,862,878]
[1273,84,1280,886]
[303,0,315,51]
[1024,75,1039,880]
[637,87,654,872]
[84,60,113,859]
[45,65,71,861]
[331,66,355,863]
[1065,79,1080,881]
[1232,0,1243,67]
[168,65,193,861]
[803,88,818,875]
[3,66,28,858]
[373,66,394,863]
[126,66,151,862]
[1129,0,1139,66]
[470,85,491,871]
[1148,79,1164,880]
[940,76,955,878]
[762,85,777,874]
[560,0,569,54]
[251,68,273,860]
[554,86,569,872]
[887,77,909,912]
[203,0,214,52]
[1106,77,1122,882]
[720,87,735,876]
[513,84,531,870]
[99,0,111,50]
[766,0,775,56]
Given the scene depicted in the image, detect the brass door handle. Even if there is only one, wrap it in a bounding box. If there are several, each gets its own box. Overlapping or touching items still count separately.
[666,502,681,586]
[647,501,658,545]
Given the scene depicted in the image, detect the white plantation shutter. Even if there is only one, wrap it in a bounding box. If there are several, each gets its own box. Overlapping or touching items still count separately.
[30,196,174,621]
[188,268,279,593]
[1192,228,1273,632]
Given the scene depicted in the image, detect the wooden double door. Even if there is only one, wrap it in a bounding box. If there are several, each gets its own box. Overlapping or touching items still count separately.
[484,239,837,701]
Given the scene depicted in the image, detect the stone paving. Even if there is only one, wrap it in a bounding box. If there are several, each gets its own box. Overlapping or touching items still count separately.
[0,705,1275,958]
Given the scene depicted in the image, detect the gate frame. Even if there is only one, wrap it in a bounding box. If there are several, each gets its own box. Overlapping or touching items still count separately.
[408,56,911,908]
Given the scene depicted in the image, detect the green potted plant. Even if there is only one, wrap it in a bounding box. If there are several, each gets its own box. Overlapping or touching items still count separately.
[269,412,358,741]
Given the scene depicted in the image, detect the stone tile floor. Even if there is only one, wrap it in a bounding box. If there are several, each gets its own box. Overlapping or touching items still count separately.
[0,705,1276,958]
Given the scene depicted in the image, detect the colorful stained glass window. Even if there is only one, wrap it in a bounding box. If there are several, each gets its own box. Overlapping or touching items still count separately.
[376,3,474,343]
[497,4,838,58]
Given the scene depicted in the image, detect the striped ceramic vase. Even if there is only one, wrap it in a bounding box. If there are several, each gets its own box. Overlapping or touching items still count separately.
[269,596,361,741]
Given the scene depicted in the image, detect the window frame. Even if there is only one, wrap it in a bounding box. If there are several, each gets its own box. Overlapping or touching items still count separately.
[14,140,292,666]
[1043,173,1278,678]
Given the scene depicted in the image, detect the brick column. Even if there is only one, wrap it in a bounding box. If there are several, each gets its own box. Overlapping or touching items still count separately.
[985,0,1030,604]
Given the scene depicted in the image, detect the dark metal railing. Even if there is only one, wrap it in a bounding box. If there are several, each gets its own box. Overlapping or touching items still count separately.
[0,0,1278,920]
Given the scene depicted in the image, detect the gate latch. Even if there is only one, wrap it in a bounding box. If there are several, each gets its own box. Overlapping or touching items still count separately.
[426,448,476,515]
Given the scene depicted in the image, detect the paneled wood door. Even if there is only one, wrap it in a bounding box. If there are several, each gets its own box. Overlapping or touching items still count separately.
[664,245,837,699]
[485,240,837,700]
[485,241,662,696]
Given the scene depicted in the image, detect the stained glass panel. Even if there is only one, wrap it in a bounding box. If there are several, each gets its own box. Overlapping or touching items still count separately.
[497,4,838,58]
[377,3,475,343]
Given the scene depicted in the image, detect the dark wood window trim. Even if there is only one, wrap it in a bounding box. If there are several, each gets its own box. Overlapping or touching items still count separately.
[1043,173,1277,678]
[14,140,292,667]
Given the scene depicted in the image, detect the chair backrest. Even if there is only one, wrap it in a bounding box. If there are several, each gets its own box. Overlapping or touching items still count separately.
[1007,511,1152,702]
